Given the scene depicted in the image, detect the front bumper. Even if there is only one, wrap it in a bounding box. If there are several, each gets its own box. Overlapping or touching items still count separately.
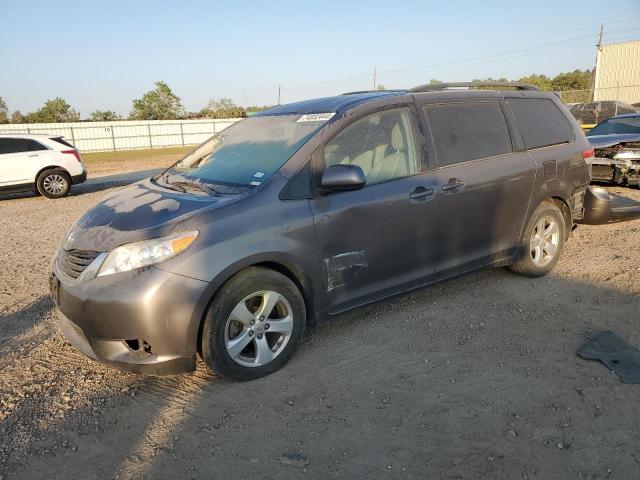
[577,186,640,225]
[51,257,211,375]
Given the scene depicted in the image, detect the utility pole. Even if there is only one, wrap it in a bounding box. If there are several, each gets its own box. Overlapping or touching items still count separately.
[244,89,247,107]
[591,25,603,101]
[597,24,603,47]
[277,85,281,106]
[373,68,377,90]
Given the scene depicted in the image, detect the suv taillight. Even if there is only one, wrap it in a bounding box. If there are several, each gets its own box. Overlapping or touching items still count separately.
[62,149,82,162]
[582,148,595,161]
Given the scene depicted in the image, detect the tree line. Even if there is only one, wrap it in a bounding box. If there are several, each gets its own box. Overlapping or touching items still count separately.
[379,70,592,101]
[419,70,591,102]
[0,81,272,124]
[0,71,593,124]
[473,70,593,102]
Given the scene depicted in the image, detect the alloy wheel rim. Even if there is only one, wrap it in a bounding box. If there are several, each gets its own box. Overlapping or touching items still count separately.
[43,174,67,195]
[529,215,560,267]
[224,290,294,367]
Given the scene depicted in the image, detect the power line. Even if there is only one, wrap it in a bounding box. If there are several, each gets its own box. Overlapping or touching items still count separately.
[243,22,640,101]
[368,26,640,82]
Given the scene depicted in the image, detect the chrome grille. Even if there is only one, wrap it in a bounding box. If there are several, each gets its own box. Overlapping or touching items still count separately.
[57,249,101,279]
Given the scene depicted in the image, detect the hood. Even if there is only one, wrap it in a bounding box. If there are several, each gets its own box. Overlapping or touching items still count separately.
[587,133,640,149]
[63,178,242,252]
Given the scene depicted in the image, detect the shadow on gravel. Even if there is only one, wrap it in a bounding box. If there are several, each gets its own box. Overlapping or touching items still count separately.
[0,168,162,201]
[4,269,638,480]
[123,271,640,480]
[71,169,163,196]
[0,295,54,345]
[142,274,639,480]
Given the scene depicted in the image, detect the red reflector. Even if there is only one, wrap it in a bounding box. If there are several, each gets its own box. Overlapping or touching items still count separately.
[62,149,82,162]
[582,148,595,159]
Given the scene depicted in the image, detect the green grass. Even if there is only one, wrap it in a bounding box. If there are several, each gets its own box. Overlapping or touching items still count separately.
[82,146,192,164]
[81,146,194,176]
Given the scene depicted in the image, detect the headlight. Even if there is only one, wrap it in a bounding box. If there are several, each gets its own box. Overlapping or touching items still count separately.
[97,231,198,277]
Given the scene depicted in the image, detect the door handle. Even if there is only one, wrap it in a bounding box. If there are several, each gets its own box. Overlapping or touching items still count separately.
[409,186,435,200]
[442,179,465,191]
[28,154,39,158]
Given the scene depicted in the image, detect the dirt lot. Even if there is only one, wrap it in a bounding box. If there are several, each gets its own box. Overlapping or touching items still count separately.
[1,174,639,479]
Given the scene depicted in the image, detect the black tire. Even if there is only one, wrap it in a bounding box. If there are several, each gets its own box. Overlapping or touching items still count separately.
[202,267,306,380]
[508,201,566,277]
[36,169,71,198]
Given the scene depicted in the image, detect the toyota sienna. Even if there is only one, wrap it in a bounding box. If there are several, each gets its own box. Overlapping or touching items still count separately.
[50,82,592,379]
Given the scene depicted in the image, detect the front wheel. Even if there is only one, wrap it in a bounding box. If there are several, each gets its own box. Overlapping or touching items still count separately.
[202,267,306,380]
[509,201,565,277]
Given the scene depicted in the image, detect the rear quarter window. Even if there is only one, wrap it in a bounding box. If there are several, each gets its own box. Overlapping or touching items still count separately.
[26,139,48,151]
[423,101,512,167]
[509,98,575,149]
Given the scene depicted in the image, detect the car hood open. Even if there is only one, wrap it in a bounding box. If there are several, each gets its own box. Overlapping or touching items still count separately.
[63,178,243,252]
[587,133,640,149]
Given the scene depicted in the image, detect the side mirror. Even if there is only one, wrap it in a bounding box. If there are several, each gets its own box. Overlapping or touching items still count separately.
[320,164,366,192]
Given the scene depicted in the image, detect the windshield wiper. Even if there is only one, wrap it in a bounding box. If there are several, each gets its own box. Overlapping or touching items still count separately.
[155,171,215,196]
[155,174,187,193]
[170,181,219,197]
[157,170,241,196]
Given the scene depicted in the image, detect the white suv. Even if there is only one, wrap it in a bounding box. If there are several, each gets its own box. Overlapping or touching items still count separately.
[0,133,87,198]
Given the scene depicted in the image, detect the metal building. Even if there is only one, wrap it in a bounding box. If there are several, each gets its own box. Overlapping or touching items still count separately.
[593,39,640,104]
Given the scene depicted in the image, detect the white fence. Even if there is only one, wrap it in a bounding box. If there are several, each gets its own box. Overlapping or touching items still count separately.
[0,118,243,153]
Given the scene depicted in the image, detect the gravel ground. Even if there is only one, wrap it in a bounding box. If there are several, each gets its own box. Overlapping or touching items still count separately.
[0,178,639,480]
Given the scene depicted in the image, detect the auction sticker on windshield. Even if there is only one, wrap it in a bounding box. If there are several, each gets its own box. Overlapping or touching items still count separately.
[297,113,336,123]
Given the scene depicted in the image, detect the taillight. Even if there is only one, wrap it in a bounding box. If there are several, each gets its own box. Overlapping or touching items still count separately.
[582,148,595,161]
[62,149,82,162]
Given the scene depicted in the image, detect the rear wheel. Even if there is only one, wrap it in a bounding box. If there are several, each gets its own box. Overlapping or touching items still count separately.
[202,267,306,380]
[36,169,70,198]
[509,201,565,277]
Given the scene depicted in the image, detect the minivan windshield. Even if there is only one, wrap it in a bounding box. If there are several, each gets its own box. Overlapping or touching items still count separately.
[164,114,329,188]
[588,116,640,136]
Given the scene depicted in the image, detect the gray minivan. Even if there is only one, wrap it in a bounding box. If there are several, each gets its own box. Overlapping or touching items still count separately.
[50,82,592,380]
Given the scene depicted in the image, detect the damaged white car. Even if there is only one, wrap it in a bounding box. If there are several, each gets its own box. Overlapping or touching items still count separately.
[586,113,640,188]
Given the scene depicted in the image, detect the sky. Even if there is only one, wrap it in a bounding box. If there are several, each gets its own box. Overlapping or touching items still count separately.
[1,0,639,117]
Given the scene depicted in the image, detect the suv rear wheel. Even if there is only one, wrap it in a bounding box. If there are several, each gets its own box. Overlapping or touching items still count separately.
[202,267,306,380]
[36,169,71,198]
[509,201,565,277]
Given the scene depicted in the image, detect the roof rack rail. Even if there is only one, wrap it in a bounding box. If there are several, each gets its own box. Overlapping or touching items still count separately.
[341,89,405,95]
[410,82,540,92]
[341,90,374,95]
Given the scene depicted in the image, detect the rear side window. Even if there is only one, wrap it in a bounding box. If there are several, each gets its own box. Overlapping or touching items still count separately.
[0,138,29,154]
[51,137,75,148]
[509,98,574,149]
[423,102,512,167]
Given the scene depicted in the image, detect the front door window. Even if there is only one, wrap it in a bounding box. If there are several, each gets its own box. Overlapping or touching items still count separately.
[323,108,420,185]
